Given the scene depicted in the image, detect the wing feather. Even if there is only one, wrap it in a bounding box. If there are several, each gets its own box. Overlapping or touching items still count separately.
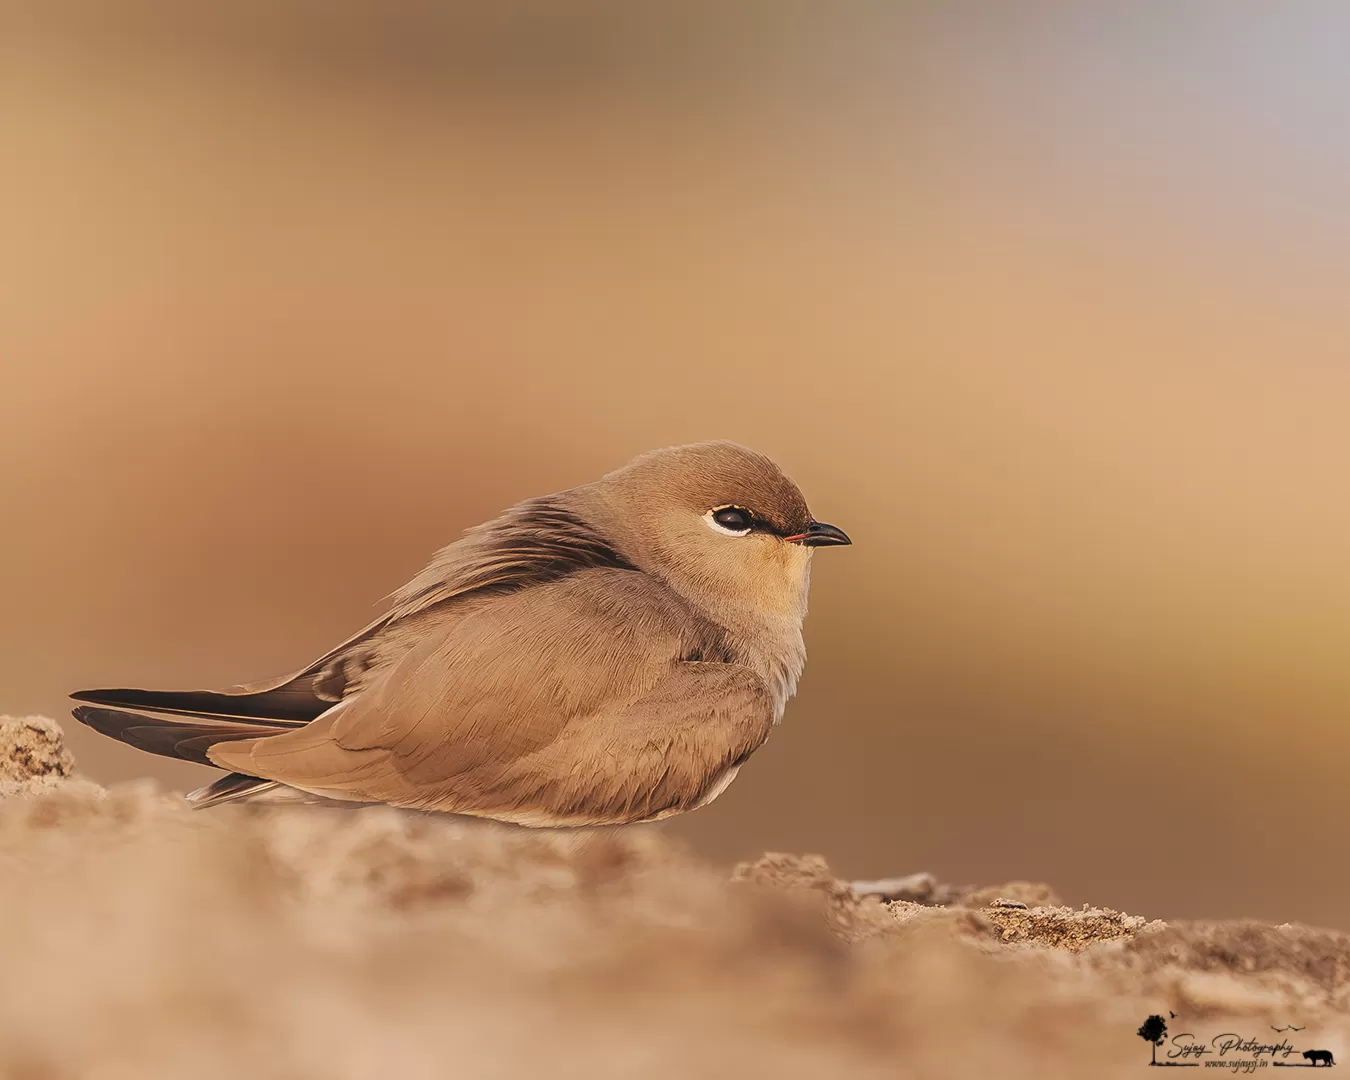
[208,570,772,825]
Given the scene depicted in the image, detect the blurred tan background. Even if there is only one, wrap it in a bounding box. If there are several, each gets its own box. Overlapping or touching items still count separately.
[3,1,1349,927]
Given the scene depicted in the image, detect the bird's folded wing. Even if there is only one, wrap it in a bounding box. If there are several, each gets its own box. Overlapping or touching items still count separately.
[180,495,642,706]
[207,568,775,824]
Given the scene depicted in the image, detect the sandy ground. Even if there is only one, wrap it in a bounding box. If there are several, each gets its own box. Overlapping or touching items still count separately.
[2,715,1346,1078]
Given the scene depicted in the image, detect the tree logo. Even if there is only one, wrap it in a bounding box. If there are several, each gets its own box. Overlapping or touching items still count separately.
[1137,1014,1196,1068]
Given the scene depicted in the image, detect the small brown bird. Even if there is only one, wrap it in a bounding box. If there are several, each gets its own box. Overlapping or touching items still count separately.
[72,442,851,825]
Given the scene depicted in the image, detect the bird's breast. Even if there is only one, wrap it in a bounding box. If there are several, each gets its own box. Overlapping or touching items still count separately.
[724,616,806,722]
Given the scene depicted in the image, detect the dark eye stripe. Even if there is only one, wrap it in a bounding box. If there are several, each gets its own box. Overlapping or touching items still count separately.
[708,505,807,538]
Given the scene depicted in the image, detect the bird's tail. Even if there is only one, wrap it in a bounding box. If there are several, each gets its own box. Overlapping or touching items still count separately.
[70,682,326,810]
[184,771,282,809]
[70,701,302,768]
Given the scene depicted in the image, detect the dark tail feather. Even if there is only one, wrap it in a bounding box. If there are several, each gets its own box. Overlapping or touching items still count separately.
[185,772,280,809]
[71,705,290,768]
[70,684,325,724]
[71,704,286,809]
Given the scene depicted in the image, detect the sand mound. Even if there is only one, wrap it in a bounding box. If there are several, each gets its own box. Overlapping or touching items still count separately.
[1,715,76,793]
[1,715,1345,1078]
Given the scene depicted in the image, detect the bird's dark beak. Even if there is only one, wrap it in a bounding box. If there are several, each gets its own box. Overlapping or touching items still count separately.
[784,521,852,547]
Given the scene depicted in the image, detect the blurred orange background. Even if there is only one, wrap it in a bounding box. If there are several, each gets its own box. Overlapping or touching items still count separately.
[4,2,1349,927]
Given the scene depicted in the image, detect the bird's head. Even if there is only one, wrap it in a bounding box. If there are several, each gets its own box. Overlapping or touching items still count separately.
[585,441,851,621]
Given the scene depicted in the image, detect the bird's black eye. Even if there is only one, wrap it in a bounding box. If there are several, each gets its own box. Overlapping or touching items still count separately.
[709,506,754,534]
